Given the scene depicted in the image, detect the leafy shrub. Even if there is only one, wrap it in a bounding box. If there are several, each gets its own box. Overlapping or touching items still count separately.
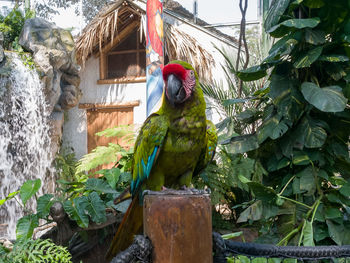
[224,0,350,246]
[0,8,24,49]
[0,125,133,240]
[0,5,34,50]
[0,238,72,263]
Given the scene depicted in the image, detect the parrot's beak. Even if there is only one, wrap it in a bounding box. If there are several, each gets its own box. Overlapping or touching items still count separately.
[166,74,186,106]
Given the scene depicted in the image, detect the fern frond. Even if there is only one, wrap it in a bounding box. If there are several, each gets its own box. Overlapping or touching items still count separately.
[76,143,122,174]
[3,239,72,263]
[96,124,135,145]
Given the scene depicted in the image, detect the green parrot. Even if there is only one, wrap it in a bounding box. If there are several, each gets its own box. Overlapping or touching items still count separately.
[106,60,217,261]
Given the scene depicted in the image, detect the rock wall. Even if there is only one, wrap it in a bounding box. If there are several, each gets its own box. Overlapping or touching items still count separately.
[19,18,81,155]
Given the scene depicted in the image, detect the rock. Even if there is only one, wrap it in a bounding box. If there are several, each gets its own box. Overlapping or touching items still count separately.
[3,239,13,250]
[19,18,74,53]
[50,201,66,223]
[18,18,81,157]
[0,32,3,46]
[0,237,13,251]
[0,45,4,63]
[49,111,64,155]
[49,49,70,70]
[62,72,81,87]
[59,85,82,110]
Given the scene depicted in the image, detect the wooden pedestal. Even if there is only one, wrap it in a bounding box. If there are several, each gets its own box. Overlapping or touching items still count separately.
[143,191,212,263]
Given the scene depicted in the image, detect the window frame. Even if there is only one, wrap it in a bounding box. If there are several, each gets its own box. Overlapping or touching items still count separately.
[98,21,146,84]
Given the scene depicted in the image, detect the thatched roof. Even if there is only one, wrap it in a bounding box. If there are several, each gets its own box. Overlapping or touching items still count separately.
[75,0,135,66]
[75,0,222,81]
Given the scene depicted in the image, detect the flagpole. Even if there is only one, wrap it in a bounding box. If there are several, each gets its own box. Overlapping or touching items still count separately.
[146,0,164,116]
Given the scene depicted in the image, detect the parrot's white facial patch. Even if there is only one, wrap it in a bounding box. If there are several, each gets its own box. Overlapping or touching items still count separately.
[183,70,196,101]
[163,63,197,106]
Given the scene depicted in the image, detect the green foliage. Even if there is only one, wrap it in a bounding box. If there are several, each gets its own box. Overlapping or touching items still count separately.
[85,178,118,194]
[0,178,42,240]
[0,190,19,205]
[57,125,134,225]
[0,7,25,50]
[76,125,134,175]
[85,191,107,224]
[36,194,54,218]
[194,146,267,227]
[300,82,347,112]
[224,0,350,246]
[0,5,36,70]
[1,126,133,242]
[57,126,134,226]
[19,179,41,206]
[16,214,39,241]
[63,197,90,228]
[30,0,109,23]
[0,4,36,73]
[0,238,72,263]
[54,148,81,183]
[0,6,34,50]
[198,33,269,229]
[17,51,36,69]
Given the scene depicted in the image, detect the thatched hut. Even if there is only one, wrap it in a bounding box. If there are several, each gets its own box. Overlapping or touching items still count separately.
[63,0,238,159]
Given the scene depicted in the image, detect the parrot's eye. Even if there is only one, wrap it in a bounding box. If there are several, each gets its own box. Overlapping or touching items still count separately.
[189,70,195,77]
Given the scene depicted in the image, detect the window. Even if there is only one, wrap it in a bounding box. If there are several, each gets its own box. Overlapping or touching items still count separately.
[99,27,146,84]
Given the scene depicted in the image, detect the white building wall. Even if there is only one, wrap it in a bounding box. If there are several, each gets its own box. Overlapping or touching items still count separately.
[62,56,147,159]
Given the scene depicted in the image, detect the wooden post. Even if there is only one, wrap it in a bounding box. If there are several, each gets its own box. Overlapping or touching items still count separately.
[143,190,212,263]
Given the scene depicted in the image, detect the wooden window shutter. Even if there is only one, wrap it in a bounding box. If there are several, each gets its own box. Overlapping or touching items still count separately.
[86,106,134,171]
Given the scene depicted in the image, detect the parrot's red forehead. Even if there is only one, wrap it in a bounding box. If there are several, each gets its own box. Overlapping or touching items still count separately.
[162,63,187,81]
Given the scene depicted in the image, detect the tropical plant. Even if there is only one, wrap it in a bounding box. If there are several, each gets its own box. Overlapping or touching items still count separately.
[13,0,110,22]
[75,125,134,176]
[0,238,72,263]
[54,125,134,228]
[54,148,79,183]
[193,146,267,230]
[0,5,34,50]
[0,7,25,50]
[197,21,269,230]
[0,125,134,240]
[223,0,350,246]
[202,25,269,142]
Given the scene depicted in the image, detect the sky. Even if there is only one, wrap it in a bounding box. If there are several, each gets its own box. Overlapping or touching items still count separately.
[177,0,258,24]
[0,0,259,34]
[50,0,259,34]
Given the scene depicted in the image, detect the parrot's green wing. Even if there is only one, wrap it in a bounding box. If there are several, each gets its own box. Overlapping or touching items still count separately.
[193,120,217,176]
[131,113,169,196]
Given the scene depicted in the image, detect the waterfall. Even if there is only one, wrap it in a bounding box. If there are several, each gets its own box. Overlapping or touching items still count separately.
[0,53,54,239]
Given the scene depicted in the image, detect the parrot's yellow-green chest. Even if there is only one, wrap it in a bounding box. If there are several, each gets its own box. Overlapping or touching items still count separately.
[145,114,207,189]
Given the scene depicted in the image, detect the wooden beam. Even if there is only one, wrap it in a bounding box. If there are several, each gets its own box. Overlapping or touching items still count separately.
[101,20,140,55]
[97,76,146,84]
[100,52,107,80]
[78,100,140,110]
[108,49,140,55]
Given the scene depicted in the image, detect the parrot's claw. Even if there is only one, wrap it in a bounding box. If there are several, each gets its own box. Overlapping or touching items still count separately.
[143,188,211,197]
[180,187,211,195]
